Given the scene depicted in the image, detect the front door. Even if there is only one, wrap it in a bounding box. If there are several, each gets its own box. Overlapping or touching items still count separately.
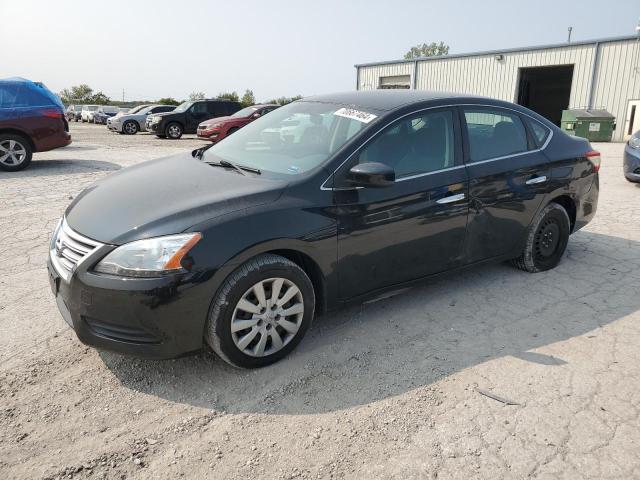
[186,102,210,132]
[461,106,551,262]
[334,108,469,299]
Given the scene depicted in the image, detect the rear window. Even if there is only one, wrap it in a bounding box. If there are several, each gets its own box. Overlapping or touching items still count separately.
[0,83,55,108]
[463,107,528,162]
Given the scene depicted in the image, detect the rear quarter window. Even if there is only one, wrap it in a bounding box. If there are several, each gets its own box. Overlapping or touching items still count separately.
[526,118,551,148]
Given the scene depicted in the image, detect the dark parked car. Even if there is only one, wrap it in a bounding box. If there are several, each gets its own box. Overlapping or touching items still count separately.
[197,104,279,142]
[0,77,71,171]
[48,91,599,367]
[624,130,640,182]
[93,106,119,125]
[146,99,242,139]
[66,105,83,122]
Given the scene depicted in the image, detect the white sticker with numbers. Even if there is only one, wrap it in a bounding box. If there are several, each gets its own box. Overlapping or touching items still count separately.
[334,107,377,124]
[589,122,600,132]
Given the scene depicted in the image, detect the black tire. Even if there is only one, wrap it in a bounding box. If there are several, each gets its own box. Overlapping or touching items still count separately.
[511,202,570,273]
[205,254,315,368]
[156,135,167,139]
[0,134,33,172]
[165,122,183,139]
[122,120,139,135]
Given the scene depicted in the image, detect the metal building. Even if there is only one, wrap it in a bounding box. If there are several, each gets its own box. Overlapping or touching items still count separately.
[355,35,640,141]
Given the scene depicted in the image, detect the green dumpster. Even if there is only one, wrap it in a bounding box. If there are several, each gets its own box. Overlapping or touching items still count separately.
[561,109,615,142]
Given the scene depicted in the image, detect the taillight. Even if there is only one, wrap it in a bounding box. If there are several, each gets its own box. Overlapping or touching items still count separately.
[41,108,64,119]
[585,150,601,173]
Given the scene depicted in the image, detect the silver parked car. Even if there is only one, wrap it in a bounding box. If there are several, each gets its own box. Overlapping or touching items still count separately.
[107,104,176,134]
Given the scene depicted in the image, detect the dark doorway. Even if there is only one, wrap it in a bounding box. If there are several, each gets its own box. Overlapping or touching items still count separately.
[517,65,574,126]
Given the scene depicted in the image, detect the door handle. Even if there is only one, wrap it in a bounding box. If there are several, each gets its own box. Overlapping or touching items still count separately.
[526,175,547,185]
[436,193,465,204]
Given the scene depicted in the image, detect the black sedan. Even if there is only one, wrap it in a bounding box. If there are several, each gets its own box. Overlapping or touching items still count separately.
[47,91,600,368]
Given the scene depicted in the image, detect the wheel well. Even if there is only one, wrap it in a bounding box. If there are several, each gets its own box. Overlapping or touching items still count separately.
[549,195,576,232]
[0,129,34,150]
[268,249,326,314]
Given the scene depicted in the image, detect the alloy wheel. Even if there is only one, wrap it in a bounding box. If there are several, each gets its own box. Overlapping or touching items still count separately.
[231,277,304,357]
[167,125,181,138]
[0,140,27,167]
[124,122,137,134]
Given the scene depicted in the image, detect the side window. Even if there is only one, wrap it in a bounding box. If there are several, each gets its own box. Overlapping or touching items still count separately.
[463,108,528,162]
[526,118,550,148]
[190,102,207,114]
[355,109,455,179]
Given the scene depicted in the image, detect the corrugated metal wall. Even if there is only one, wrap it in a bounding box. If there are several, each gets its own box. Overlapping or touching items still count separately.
[357,39,640,141]
[358,63,413,90]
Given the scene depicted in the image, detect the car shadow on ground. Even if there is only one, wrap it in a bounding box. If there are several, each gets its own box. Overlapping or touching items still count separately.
[12,159,122,175]
[100,230,640,415]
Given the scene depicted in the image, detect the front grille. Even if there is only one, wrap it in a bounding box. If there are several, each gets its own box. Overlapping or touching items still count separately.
[50,219,103,281]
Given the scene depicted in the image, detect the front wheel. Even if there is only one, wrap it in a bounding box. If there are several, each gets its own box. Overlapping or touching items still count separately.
[165,122,183,139]
[511,202,570,273]
[205,254,315,368]
[0,134,33,171]
[122,120,138,135]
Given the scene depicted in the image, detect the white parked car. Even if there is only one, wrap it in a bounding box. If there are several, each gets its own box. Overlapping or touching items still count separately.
[81,105,99,123]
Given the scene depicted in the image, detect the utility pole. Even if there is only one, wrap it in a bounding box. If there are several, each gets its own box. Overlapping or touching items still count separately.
[122,89,125,103]
[567,26,572,43]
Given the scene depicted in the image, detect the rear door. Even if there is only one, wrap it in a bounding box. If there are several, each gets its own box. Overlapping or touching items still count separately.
[335,107,469,299]
[461,106,551,263]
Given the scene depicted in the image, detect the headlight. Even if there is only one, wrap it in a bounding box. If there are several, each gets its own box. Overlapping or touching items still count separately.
[94,233,202,277]
[629,136,640,150]
[151,116,162,123]
[210,123,222,129]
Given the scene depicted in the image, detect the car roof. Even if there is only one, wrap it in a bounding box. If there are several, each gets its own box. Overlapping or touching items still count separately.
[302,90,480,112]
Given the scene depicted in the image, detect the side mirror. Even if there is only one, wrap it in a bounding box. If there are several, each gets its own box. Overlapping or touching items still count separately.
[251,112,261,119]
[348,162,395,187]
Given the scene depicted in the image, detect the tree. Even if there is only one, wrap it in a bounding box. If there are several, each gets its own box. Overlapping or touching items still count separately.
[188,91,206,101]
[157,97,180,105]
[267,95,303,106]
[58,84,111,105]
[218,91,240,102]
[90,92,110,105]
[58,84,94,104]
[403,41,450,59]
[240,89,255,107]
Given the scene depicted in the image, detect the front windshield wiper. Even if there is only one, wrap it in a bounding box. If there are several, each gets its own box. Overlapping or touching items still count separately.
[206,158,261,175]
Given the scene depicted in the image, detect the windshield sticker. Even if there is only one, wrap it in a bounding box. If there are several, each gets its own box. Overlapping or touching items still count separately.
[334,107,377,124]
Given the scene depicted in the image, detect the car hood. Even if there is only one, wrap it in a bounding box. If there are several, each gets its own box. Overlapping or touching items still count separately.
[116,113,144,122]
[65,153,286,244]
[200,115,233,127]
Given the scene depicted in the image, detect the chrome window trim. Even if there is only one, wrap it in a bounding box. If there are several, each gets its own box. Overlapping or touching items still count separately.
[320,103,553,191]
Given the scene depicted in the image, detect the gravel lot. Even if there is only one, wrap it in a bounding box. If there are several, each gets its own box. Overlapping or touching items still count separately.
[1,123,639,480]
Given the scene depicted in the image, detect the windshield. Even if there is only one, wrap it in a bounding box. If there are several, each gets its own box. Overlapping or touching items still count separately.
[202,101,376,175]
[127,105,146,114]
[86,105,98,111]
[173,101,192,113]
[137,106,154,115]
[231,106,258,118]
[102,106,118,113]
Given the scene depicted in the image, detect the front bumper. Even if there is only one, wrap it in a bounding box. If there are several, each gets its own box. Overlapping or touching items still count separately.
[147,120,162,134]
[623,145,640,182]
[107,119,122,132]
[47,249,211,360]
[196,128,221,142]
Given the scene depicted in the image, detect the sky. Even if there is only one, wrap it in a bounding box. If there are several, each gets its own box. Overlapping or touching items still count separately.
[1,0,639,103]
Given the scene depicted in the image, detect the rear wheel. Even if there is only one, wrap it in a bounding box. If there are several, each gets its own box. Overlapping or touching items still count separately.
[165,122,183,139]
[205,254,315,368]
[0,135,33,172]
[123,120,139,135]
[511,202,570,273]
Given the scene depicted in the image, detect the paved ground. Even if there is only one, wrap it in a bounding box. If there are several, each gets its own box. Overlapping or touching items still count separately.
[1,123,639,480]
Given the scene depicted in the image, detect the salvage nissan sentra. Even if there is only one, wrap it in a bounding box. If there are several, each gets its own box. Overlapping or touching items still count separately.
[48,91,599,368]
